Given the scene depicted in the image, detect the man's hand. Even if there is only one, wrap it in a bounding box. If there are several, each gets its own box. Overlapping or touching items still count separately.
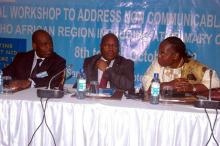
[9,80,31,91]
[96,59,109,71]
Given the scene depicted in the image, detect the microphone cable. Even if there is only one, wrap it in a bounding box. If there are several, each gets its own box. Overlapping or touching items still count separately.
[204,107,219,146]
[27,97,48,146]
[43,98,56,146]
[27,97,56,146]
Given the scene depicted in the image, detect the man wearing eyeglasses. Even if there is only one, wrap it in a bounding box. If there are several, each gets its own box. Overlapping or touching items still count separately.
[83,33,134,93]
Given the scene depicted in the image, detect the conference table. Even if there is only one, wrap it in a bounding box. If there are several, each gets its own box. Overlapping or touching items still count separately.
[0,87,219,146]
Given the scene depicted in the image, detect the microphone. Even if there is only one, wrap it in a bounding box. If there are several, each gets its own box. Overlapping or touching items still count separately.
[208,70,213,101]
[194,69,220,109]
[37,65,73,98]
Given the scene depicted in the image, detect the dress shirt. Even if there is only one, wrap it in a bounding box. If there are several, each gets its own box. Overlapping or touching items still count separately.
[29,52,45,87]
[98,57,114,88]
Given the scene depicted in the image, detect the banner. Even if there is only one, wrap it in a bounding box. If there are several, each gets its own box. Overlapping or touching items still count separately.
[0,0,220,86]
[0,38,26,69]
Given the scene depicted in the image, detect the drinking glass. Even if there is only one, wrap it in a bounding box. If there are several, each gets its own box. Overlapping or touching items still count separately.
[3,76,13,94]
[89,81,99,94]
[161,85,173,97]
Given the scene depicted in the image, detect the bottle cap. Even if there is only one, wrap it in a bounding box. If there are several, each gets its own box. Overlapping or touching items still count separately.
[153,73,159,79]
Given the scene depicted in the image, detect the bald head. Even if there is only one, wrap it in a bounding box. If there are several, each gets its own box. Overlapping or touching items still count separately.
[32,29,53,58]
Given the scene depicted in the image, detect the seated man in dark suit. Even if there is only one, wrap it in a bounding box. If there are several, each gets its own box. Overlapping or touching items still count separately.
[3,29,66,91]
[83,33,134,93]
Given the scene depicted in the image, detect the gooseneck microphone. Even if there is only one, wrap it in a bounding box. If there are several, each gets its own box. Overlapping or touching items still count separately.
[47,68,66,89]
[194,69,220,109]
[208,70,213,101]
[194,70,220,146]
[37,67,66,98]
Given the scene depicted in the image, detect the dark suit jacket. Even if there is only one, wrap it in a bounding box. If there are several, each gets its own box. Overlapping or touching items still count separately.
[83,54,134,92]
[3,50,66,89]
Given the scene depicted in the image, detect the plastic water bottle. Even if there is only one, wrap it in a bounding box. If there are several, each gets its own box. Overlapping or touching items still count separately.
[150,73,160,104]
[77,68,86,99]
[0,70,3,94]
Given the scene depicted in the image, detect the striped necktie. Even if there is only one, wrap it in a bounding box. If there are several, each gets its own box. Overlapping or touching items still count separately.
[30,59,42,79]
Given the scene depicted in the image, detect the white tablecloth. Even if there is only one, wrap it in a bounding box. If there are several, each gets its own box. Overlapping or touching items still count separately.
[0,88,220,146]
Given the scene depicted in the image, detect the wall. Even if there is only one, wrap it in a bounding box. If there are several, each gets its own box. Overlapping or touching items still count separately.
[1,0,220,86]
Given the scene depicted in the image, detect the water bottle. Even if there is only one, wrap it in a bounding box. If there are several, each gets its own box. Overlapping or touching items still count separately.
[150,73,160,104]
[77,68,86,99]
[0,70,3,94]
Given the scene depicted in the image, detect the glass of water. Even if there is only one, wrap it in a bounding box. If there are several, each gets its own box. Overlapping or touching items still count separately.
[89,81,99,94]
[3,76,13,94]
[161,85,174,98]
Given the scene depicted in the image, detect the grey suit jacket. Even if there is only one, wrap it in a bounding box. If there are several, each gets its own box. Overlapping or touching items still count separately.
[83,54,134,92]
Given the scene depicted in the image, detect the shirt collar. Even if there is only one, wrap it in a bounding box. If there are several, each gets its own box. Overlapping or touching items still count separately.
[34,51,45,61]
[101,57,114,67]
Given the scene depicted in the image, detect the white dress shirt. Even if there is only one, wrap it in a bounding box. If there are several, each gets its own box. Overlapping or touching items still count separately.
[29,52,45,87]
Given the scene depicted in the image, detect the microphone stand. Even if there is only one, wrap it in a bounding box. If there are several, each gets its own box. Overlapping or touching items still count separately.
[194,70,220,109]
[47,68,65,89]
[37,68,66,98]
[208,70,212,101]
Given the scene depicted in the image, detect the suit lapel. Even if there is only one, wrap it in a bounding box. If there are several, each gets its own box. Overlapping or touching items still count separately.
[112,56,121,70]
[39,54,54,75]
[109,56,121,89]
[91,55,100,82]
[90,65,98,82]
[25,51,35,78]
[40,57,50,71]
[86,54,100,82]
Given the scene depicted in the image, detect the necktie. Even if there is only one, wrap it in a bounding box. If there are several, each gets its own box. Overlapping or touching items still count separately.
[31,59,42,79]
[99,61,111,88]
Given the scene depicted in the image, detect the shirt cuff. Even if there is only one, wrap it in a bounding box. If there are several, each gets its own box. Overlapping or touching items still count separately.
[28,78,35,87]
